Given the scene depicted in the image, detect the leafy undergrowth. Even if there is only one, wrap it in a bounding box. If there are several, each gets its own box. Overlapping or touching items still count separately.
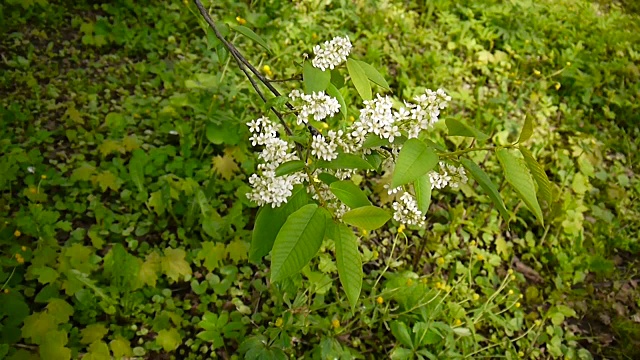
[1,0,639,359]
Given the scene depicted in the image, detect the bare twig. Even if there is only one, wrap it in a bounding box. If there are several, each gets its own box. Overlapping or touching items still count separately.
[193,0,294,134]
[268,76,303,83]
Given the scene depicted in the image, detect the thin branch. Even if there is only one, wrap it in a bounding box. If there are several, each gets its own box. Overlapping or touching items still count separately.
[268,76,303,83]
[193,0,294,134]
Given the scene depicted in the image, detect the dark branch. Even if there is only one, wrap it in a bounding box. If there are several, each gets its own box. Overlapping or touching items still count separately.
[193,0,294,134]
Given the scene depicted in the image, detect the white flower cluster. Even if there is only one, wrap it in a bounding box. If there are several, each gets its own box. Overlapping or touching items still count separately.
[351,94,401,145]
[395,88,452,138]
[429,162,468,190]
[392,192,425,227]
[289,90,341,125]
[312,36,352,71]
[246,117,307,207]
[311,134,339,161]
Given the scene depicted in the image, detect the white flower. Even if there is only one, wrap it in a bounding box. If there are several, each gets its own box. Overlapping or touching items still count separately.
[169,130,179,135]
[392,192,425,227]
[429,162,468,190]
[311,134,339,161]
[245,117,307,208]
[351,94,397,145]
[27,166,35,174]
[312,36,352,71]
[290,90,341,125]
[396,88,452,138]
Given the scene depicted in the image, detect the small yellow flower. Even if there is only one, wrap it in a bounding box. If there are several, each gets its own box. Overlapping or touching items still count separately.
[476,254,484,261]
[472,293,480,301]
[349,116,355,122]
[331,319,340,329]
[397,224,405,234]
[533,69,541,76]
[555,82,561,90]
[507,269,514,275]
[566,61,571,66]
[372,250,379,259]
[514,80,522,85]
[14,230,21,237]
[41,175,47,180]
[312,33,318,40]
[435,281,442,289]
[519,294,523,299]
[361,229,368,237]
[275,317,283,327]
[262,65,271,73]
[376,296,384,305]
[321,122,329,129]
[534,319,542,326]
[453,319,462,326]
[15,254,24,264]
[515,302,521,308]
[436,257,445,266]
[406,279,413,286]
[29,188,37,194]
[510,275,516,281]
[21,246,27,251]
[235,16,247,25]
[508,290,514,295]
[469,240,476,246]
[3,289,8,294]
[518,351,524,357]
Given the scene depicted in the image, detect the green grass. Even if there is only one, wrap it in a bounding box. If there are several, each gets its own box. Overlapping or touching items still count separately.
[1,0,639,359]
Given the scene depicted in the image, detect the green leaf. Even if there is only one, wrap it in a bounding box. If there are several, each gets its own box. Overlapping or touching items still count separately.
[80,324,108,344]
[84,341,111,360]
[519,147,552,205]
[249,185,308,262]
[341,206,391,231]
[391,139,439,188]
[31,266,59,285]
[413,174,432,214]
[460,158,510,224]
[303,62,331,93]
[128,150,147,196]
[275,160,305,177]
[326,83,347,120]
[334,224,363,310]
[197,242,226,271]
[39,330,71,360]
[110,337,133,359]
[518,116,534,143]
[346,58,371,101]
[161,248,192,282]
[355,60,390,90]
[316,153,374,170]
[329,181,371,208]
[21,312,58,345]
[46,299,74,324]
[317,172,340,185]
[230,25,271,53]
[156,328,182,352]
[496,149,544,225]
[445,119,490,141]
[138,251,161,287]
[390,321,413,348]
[226,239,249,263]
[362,134,391,149]
[270,204,327,282]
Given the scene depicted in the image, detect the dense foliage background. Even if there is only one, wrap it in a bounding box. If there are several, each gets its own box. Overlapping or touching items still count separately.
[1,0,639,359]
